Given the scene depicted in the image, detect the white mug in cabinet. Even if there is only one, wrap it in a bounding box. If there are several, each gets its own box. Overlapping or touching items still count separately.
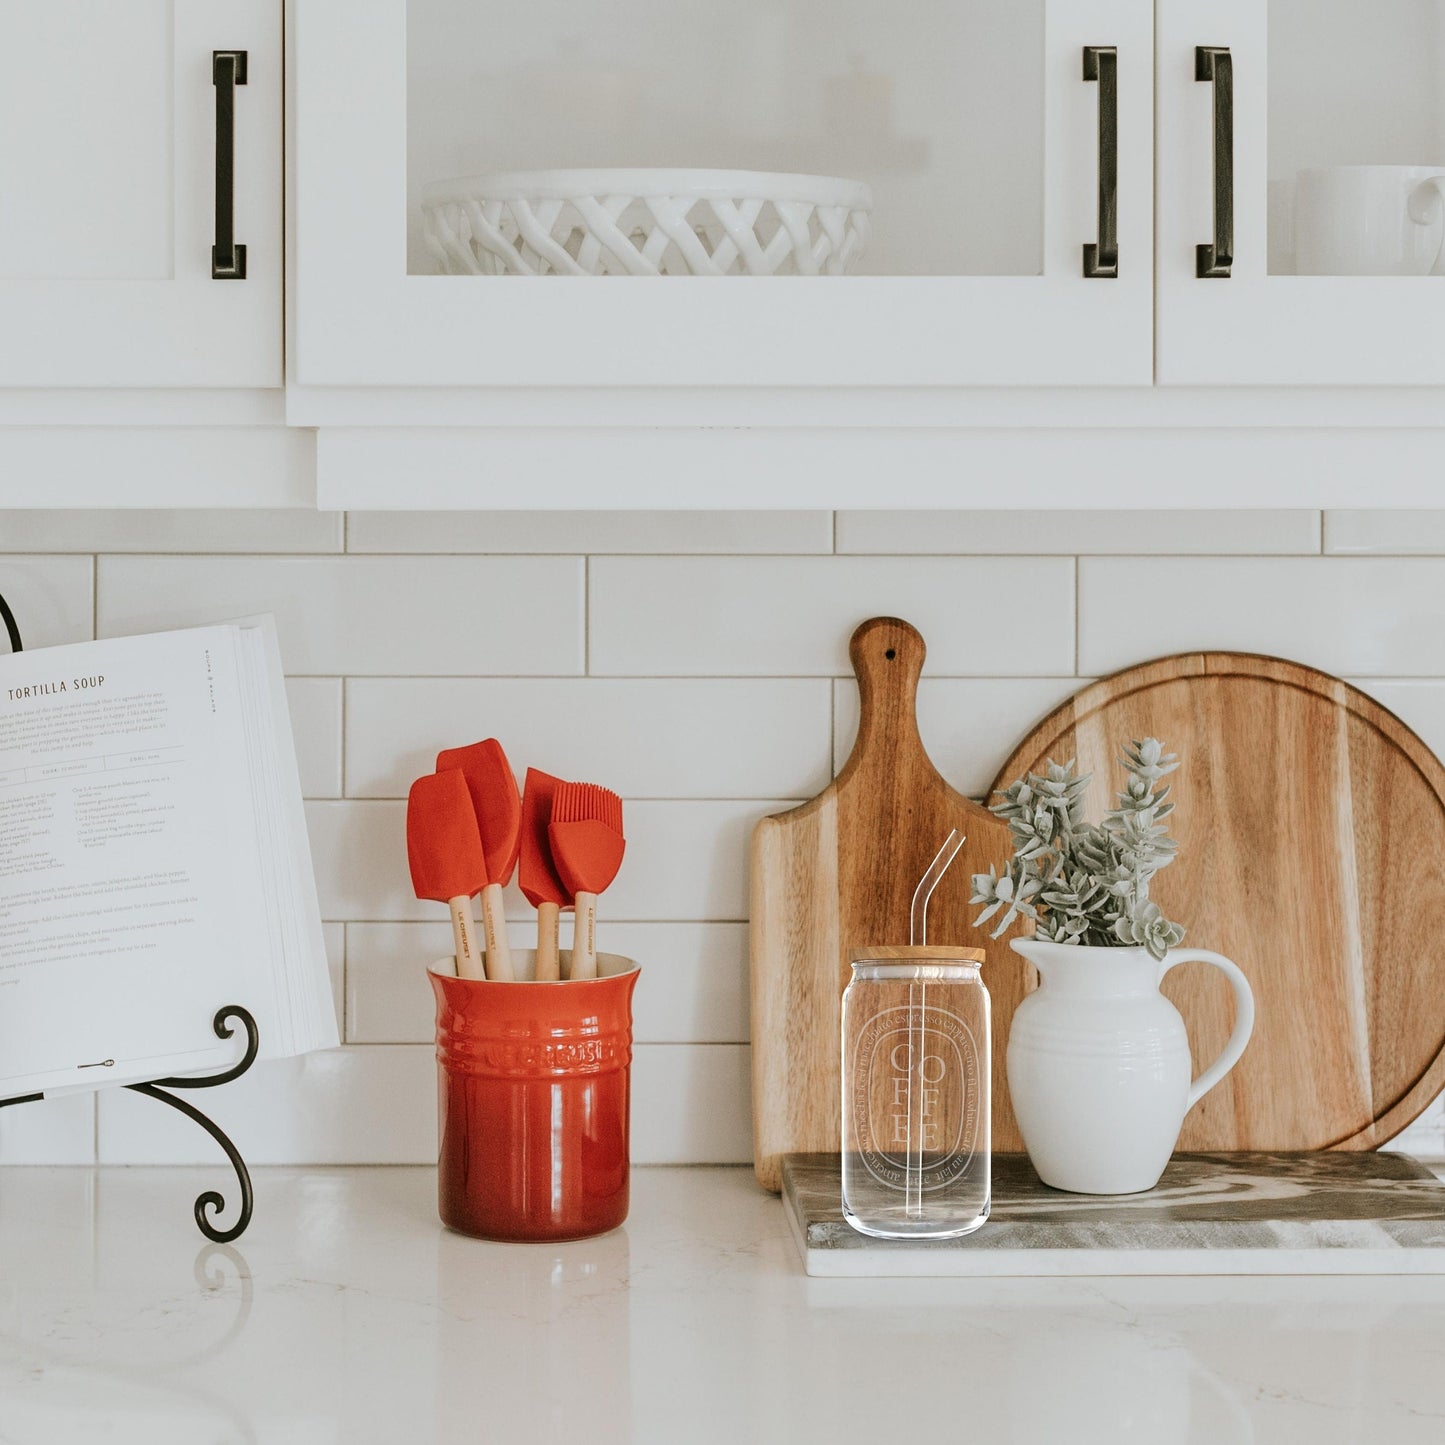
[1294,165,1445,276]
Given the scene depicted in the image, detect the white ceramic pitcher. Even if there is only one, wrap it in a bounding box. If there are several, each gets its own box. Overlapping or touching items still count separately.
[1007,938,1255,1195]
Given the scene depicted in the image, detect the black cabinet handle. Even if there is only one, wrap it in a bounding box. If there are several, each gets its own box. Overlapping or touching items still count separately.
[1195,46,1233,278]
[1082,46,1118,279]
[212,50,248,280]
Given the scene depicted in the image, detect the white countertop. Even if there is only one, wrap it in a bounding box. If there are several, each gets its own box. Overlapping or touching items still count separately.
[3,1164,1445,1444]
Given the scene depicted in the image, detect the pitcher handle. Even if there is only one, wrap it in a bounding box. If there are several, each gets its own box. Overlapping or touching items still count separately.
[1159,949,1256,1110]
[1407,175,1445,275]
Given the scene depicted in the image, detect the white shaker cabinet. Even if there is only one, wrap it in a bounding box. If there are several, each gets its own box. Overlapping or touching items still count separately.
[290,0,1155,391]
[0,0,282,389]
[1157,0,1445,385]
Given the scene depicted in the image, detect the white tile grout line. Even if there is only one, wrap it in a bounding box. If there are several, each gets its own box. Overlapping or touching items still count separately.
[584,555,591,675]
[309,796,811,806]
[328,1039,751,1049]
[26,547,1394,560]
[338,675,347,799]
[331,918,754,926]
[337,677,350,1042]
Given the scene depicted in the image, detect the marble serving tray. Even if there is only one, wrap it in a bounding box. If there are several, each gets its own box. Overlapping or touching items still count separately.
[782,1151,1445,1277]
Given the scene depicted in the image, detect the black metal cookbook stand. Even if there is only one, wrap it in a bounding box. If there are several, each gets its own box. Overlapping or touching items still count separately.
[0,590,256,1242]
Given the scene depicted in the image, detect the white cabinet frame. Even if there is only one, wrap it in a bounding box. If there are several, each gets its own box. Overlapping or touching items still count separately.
[0,0,282,390]
[1156,0,1445,386]
[291,0,1154,390]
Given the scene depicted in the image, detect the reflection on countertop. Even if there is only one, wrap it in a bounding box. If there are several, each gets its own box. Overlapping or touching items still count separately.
[1,1164,1444,1444]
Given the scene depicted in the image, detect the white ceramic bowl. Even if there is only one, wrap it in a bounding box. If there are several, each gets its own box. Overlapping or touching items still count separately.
[422,167,873,276]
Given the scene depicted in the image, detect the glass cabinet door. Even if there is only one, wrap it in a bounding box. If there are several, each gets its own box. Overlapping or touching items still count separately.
[0,0,281,388]
[293,0,1153,388]
[1157,0,1445,384]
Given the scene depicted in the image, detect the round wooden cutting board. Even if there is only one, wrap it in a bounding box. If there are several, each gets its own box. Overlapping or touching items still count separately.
[990,653,1445,1152]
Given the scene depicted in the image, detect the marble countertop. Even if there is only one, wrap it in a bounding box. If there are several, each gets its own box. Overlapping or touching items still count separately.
[3,1164,1445,1444]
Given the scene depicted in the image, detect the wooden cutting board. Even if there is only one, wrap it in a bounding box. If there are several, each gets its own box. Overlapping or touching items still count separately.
[992,652,1445,1154]
[750,617,1032,1192]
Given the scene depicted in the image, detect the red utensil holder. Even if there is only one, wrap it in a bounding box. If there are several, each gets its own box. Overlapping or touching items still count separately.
[429,951,640,1242]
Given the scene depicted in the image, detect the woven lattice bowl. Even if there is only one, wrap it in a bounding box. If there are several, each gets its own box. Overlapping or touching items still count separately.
[422,168,873,277]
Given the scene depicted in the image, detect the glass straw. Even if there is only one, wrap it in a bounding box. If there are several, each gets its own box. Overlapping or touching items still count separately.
[904,830,965,1217]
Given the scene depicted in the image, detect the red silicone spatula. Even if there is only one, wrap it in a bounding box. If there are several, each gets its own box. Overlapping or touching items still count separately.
[436,739,521,982]
[406,769,486,981]
[548,782,625,981]
[520,769,571,981]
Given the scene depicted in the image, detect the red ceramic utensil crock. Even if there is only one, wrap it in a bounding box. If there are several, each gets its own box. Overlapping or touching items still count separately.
[429,950,640,1242]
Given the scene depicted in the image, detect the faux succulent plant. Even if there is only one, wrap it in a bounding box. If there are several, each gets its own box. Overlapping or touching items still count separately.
[971,737,1186,962]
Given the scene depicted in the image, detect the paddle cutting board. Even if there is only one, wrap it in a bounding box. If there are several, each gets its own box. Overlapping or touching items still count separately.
[750,617,1032,1192]
[992,652,1445,1154]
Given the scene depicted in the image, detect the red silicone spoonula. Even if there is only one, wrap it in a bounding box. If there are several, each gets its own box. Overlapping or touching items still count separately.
[406,769,486,980]
[548,782,625,980]
[436,739,521,982]
[520,769,571,981]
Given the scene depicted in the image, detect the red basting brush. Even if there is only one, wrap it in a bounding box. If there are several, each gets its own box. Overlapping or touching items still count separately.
[406,769,486,980]
[520,769,571,981]
[436,739,521,982]
[548,782,625,980]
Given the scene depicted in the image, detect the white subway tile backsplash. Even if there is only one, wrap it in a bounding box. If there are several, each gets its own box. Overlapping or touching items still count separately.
[1347,681,1445,764]
[0,509,343,554]
[632,1045,752,1165]
[287,678,344,798]
[1325,512,1445,555]
[589,557,1075,676]
[345,677,831,800]
[838,511,1320,556]
[308,799,794,924]
[1079,558,1445,677]
[97,1046,435,1164]
[97,556,585,675]
[834,677,1084,795]
[346,511,832,555]
[0,555,93,648]
[95,1041,750,1165]
[346,921,749,1045]
[14,507,1445,1166]
[0,1093,95,1164]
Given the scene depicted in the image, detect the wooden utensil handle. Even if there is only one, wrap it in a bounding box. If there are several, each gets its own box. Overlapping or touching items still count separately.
[448,896,485,980]
[479,883,514,981]
[570,893,598,979]
[536,901,561,981]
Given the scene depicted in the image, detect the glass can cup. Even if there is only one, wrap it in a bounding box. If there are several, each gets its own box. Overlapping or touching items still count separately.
[841,946,991,1239]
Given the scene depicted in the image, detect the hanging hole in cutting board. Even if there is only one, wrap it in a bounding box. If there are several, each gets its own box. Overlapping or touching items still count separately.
[885,648,896,660]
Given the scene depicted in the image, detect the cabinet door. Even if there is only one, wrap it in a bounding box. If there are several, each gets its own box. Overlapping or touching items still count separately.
[0,1,281,388]
[1158,0,1445,384]
[293,0,1152,389]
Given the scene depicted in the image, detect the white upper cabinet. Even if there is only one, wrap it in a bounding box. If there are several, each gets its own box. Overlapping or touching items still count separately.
[1157,0,1445,385]
[0,0,282,389]
[291,0,1155,390]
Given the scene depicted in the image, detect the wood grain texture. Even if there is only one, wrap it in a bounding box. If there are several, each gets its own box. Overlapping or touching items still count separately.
[991,652,1445,1153]
[750,618,1028,1192]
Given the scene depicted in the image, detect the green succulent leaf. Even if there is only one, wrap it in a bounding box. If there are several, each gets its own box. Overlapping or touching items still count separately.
[972,736,1187,955]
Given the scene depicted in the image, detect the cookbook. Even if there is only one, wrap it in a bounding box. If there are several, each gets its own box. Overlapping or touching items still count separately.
[0,618,338,1100]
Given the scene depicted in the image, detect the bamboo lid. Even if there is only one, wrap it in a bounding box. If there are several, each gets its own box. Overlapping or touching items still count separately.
[849,945,987,963]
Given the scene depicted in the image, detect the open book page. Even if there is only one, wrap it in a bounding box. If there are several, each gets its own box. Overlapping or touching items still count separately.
[232,615,338,1059]
[0,622,334,1099]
